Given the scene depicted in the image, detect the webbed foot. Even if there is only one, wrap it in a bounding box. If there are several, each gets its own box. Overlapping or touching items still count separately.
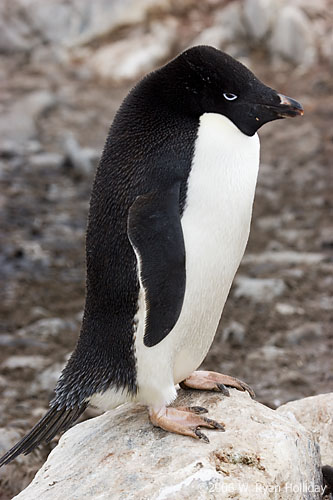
[149,405,224,443]
[179,370,255,398]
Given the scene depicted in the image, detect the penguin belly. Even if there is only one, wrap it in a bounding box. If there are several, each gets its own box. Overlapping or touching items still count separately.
[134,113,260,408]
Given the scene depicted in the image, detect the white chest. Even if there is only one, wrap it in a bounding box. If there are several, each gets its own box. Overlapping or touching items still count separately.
[183,113,260,255]
[134,113,260,407]
[171,113,260,378]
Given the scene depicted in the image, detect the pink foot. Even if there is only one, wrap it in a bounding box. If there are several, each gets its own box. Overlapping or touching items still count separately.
[179,370,255,398]
[149,405,224,443]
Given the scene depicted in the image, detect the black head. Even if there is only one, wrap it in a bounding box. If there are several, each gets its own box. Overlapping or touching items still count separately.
[148,46,303,136]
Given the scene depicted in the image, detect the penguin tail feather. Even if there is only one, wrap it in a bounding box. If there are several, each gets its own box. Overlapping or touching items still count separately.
[0,403,87,467]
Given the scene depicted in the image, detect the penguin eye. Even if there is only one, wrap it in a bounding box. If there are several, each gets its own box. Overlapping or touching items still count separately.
[223,93,238,101]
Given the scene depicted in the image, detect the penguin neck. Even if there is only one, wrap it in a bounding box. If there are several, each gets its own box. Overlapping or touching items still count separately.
[199,112,259,143]
[185,110,260,241]
[196,112,260,178]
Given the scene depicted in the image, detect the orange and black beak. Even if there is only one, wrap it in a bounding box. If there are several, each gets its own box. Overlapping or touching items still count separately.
[274,93,304,118]
[242,90,304,134]
[221,84,304,136]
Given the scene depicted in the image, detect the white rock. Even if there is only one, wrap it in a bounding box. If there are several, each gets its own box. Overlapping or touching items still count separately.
[269,5,317,66]
[29,152,64,169]
[24,140,42,154]
[0,139,21,158]
[191,25,232,50]
[0,0,35,53]
[320,226,333,249]
[275,302,304,315]
[293,0,328,18]
[0,428,23,457]
[277,393,333,466]
[64,133,99,176]
[191,1,248,52]
[247,345,287,364]
[277,228,311,248]
[284,322,323,345]
[265,239,284,252]
[0,334,44,348]
[0,91,57,144]
[14,390,322,499]
[242,251,325,265]
[17,318,77,339]
[23,90,57,118]
[14,0,174,48]
[29,306,50,321]
[89,20,177,83]
[215,2,247,40]
[234,276,286,302]
[0,18,31,54]
[14,241,50,268]
[1,355,48,370]
[222,321,246,346]
[0,427,45,496]
[0,108,36,144]
[256,215,282,231]
[243,0,276,40]
[30,361,66,394]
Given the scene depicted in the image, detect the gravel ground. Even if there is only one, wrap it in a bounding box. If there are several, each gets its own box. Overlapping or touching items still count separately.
[0,7,332,498]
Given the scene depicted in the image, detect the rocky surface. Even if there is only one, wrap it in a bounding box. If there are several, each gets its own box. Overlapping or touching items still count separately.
[0,0,184,52]
[0,0,332,497]
[12,390,324,500]
[278,393,333,467]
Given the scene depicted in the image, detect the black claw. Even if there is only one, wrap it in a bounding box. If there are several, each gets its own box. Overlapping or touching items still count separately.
[195,429,209,443]
[189,406,208,414]
[216,383,230,396]
[245,385,256,399]
[204,417,225,431]
[238,383,256,399]
[223,380,256,399]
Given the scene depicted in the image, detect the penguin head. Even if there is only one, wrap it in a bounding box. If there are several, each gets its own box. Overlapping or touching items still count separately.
[152,46,303,136]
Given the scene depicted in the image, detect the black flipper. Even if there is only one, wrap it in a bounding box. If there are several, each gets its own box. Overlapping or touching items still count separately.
[0,403,87,467]
[127,181,186,347]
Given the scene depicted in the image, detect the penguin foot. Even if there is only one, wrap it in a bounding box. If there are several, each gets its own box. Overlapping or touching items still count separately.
[149,406,224,443]
[179,370,255,399]
[176,406,208,414]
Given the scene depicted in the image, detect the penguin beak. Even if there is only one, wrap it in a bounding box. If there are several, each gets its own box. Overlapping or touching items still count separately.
[271,93,304,118]
[229,88,304,135]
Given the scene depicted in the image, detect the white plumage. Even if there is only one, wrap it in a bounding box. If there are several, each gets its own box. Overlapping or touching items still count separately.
[135,113,259,407]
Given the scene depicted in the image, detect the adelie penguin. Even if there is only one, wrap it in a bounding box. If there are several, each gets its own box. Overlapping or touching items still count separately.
[0,45,304,465]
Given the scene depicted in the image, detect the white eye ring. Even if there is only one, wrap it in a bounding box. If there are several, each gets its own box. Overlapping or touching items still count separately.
[223,92,238,101]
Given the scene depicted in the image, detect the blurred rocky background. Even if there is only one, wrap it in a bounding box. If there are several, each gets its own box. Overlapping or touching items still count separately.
[0,0,332,497]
